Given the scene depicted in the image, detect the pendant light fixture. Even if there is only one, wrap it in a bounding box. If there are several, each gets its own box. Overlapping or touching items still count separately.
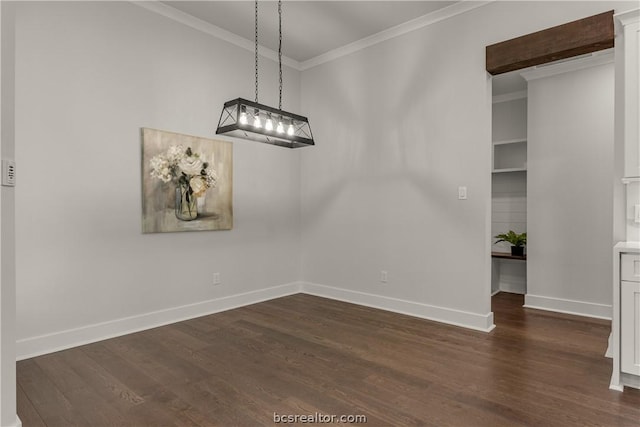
[216,0,314,148]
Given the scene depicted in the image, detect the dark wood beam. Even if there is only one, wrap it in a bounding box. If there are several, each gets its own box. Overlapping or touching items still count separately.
[486,10,614,75]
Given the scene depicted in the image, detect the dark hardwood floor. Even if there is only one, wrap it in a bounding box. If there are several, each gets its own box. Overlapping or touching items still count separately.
[17,292,640,426]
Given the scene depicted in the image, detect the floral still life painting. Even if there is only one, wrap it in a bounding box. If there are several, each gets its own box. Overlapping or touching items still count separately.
[141,128,232,233]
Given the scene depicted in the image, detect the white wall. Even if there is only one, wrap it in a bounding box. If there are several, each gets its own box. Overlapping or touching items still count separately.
[300,6,493,329]
[9,0,637,356]
[13,1,303,358]
[299,1,631,329]
[0,1,19,425]
[525,57,615,318]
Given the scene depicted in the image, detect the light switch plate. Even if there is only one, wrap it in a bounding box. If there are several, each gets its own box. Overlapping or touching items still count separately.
[2,160,15,187]
[634,205,640,223]
[458,186,467,200]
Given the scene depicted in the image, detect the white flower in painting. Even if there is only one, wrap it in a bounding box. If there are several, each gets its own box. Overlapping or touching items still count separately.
[149,146,218,200]
[166,145,185,163]
[149,154,172,183]
[206,168,218,188]
[178,155,203,176]
[189,175,209,197]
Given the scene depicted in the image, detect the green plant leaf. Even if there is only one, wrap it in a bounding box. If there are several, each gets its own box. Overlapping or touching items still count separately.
[493,230,527,247]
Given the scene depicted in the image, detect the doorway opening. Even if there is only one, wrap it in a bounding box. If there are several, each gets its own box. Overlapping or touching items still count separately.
[490,71,528,313]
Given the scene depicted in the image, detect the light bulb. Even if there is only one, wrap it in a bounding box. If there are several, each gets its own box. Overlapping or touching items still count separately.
[265,114,274,131]
[287,121,295,136]
[253,110,262,128]
[276,119,284,134]
[239,106,248,125]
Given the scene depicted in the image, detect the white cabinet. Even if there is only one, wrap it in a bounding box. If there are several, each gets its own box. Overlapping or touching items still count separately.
[621,253,640,376]
[616,10,640,178]
[621,254,640,282]
[611,243,640,391]
[621,280,640,375]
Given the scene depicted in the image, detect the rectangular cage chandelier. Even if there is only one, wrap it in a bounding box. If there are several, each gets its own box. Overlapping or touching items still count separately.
[215,0,314,149]
[216,98,314,148]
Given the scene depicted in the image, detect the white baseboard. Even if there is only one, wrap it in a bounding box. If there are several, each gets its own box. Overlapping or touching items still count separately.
[524,294,612,320]
[6,416,22,427]
[605,332,613,358]
[3,415,22,427]
[16,282,302,360]
[300,282,495,332]
[498,281,525,295]
[17,281,498,360]
[610,382,624,392]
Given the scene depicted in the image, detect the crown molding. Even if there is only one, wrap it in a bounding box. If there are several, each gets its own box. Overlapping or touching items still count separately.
[492,90,527,104]
[299,0,494,71]
[133,0,494,73]
[521,49,614,82]
[132,1,302,71]
[614,8,640,26]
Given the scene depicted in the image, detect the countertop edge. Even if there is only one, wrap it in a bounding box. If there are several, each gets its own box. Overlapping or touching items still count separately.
[614,241,640,252]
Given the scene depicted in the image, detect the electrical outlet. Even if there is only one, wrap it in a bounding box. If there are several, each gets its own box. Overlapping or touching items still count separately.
[380,270,388,283]
[458,186,467,200]
[213,272,221,286]
[2,160,15,187]
[635,205,640,223]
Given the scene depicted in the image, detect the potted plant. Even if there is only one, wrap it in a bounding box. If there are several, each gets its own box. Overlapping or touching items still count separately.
[494,230,527,257]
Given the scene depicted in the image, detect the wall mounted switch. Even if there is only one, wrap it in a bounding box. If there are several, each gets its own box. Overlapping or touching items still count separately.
[380,270,388,283]
[2,160,15,187]
[458,186,467,200]
[213,272,221,285]
[634,205,640,223]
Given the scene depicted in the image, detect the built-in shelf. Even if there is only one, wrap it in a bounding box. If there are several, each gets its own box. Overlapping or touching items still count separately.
[492,167,527,174]
[491,95,528,295]
[493,138,527,146]
[493,138,527,171]
[491,251,527,261]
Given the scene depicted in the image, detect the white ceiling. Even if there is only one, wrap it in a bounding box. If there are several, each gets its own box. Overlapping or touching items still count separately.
[163,1,458,63]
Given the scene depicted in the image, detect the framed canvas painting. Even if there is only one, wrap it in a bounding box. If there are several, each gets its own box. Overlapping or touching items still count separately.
[141,128,233,233]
